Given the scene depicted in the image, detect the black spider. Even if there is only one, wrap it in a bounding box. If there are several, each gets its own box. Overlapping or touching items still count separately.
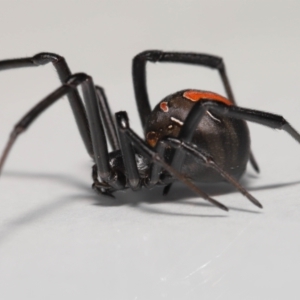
[1,50,299,211]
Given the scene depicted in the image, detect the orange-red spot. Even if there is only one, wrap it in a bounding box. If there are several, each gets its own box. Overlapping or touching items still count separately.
[183,90,233,106]
[160,101,169,112]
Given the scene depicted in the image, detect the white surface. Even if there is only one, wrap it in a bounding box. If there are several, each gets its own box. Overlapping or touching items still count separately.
[0,1,300,299]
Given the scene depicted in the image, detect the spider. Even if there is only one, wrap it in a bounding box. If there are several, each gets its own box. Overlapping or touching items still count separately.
[0,50,299,211]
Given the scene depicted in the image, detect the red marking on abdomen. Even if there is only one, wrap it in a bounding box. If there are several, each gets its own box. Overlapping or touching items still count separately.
[160,101,169,112]
[183,90,233,106]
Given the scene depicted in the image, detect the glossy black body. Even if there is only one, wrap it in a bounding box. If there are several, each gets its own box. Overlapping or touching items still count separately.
[1,50,300,211]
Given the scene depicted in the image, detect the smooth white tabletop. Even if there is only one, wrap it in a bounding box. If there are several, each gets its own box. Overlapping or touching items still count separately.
[0,1,300,299]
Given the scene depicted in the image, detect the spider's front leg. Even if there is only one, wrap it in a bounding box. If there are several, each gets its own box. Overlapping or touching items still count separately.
[0,53,121,156]
[0,73,125,192]
[0,53,93,156]
[92,164,116,197]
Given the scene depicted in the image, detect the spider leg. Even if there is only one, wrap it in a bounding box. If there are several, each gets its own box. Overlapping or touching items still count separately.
[208,104,300,143]
[95,86,120,151]
[0,53,93,156]
[92,164,115,197]
[0,73,125,190]
[115,112,141,190]
[171,100,300,198]
[132,50,259,172]
[166,99,300,204]
[116,111,229,211]
[165,137,262,208]
[210,103,300,174]
[171,100,300,172]
[133,50,230,126]
[144,141,174,196]
[170,100,207,174]
[0,85,70,174]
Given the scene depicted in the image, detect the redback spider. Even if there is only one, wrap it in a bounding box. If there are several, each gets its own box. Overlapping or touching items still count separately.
[0,50,299,211]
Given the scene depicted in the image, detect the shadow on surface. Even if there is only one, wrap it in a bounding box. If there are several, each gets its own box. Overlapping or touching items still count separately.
[4,169,300,210]
[4,169,300,208]
[1,169,300,245]
[4,170,90,192]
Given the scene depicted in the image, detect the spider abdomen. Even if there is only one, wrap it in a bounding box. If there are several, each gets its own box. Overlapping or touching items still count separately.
[145,89,251,182]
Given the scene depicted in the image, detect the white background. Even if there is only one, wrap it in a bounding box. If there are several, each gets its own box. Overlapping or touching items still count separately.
[0,1,300,299]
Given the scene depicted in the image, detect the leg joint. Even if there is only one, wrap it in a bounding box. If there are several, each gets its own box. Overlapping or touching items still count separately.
[32,52,64,65]
[133,50,164,63]
[66,73,92,87]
